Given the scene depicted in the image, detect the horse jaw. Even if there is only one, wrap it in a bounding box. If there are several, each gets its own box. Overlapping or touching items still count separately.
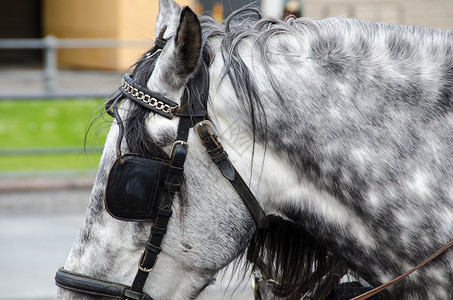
[56,124,143,298]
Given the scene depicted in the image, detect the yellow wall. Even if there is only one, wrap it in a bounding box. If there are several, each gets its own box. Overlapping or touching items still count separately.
[301,0,453,30]
[44,0,193,71]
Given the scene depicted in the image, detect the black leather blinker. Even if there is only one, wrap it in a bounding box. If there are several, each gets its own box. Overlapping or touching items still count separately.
[105,155,169,222]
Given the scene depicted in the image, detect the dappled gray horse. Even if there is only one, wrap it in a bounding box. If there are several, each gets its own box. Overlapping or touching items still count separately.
[56,0,453,299]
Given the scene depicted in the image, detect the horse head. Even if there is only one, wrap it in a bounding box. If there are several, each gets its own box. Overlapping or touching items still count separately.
[56,1,266,299]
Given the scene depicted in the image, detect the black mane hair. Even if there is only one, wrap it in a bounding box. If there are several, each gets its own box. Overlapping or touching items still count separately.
[247,215,348,300]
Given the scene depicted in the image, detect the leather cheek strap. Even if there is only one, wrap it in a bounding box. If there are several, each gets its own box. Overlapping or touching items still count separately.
[197,123,235,180]
[196,122,268,229]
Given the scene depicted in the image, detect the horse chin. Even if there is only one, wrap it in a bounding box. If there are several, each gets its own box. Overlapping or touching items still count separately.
[142,254,217,300]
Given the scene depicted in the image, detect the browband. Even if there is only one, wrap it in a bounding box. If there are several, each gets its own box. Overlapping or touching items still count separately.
[121,73,179,119]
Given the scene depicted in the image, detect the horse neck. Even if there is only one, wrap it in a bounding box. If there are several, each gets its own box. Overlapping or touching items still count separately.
[205,28,375,238]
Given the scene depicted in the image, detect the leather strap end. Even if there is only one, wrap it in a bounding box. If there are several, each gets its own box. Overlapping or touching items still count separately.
[55,268,123,297]
[218,160,235,181]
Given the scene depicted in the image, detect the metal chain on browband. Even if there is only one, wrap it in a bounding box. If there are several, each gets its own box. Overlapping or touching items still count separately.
[106,25,168,158]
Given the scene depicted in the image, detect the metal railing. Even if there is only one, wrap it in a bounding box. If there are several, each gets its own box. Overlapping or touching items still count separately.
[0,35,150,98]
[0,146,102,156]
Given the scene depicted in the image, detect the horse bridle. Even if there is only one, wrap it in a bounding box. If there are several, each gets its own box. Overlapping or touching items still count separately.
[55,28,267,300]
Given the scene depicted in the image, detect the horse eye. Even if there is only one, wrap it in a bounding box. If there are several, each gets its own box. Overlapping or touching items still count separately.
[153,128,177,147]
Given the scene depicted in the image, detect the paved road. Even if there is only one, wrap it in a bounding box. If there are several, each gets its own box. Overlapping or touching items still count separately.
[0,185,253,300]
[0,188,89,300]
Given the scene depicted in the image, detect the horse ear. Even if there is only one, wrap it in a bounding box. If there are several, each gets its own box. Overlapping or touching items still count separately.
[148,6,201,90]
[156,0,182,38]
[174,6,202,77]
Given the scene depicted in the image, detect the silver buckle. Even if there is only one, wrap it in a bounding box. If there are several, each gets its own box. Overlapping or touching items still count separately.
[170,140,188,158]
[193,120,219,136]
[138,251,157,273]
[145,48,162,59]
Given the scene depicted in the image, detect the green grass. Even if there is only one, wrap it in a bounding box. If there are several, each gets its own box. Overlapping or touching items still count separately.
[0,98,110,172]
[0,153,104,171]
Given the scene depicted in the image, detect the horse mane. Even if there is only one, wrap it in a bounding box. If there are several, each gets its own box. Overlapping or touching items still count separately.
[199,7,319,131]
[246,215,347,300]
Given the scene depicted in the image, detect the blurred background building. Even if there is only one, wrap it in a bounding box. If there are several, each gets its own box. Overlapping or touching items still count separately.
[263,0,453,29]
[0,0,452,71]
